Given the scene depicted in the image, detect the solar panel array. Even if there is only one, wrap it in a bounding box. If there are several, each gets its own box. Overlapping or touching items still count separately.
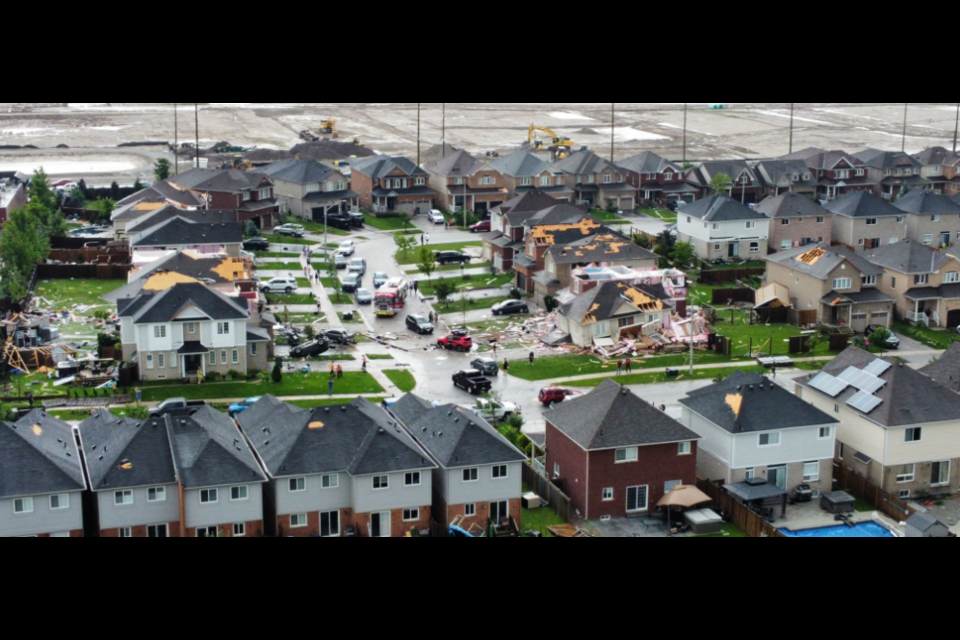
[864,359,892,377]
[809,372,849,398]
[847,390,883,414]
[837,367,886,395]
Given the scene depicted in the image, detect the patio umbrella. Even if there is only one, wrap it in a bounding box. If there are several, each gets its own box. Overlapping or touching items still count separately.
[657,485,712,530]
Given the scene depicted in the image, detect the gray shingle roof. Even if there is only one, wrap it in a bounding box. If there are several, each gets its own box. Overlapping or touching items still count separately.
[680,374,838,434]
[132,218,243,248]
[104,252,246,304]
[425,149,484,177]
[862,240,953,275]
[547,232,657,266]
[489,150,550,178]
[953,192,960,205]
[681,194,768,221]
[561,280,671,324]
[117,282,248,323]
[237,396,435,478]
[126,205,235,235]
[169,168,272,193]
[692,160,757,187]
[389,394,435,428]
[824,191,903,218]
[547,379,701,450]
[259,159,334,184]
[754,160,817,188]
[550,151,624,176]
[906,511,943,532]
[79,410,177,491]
[755,193,831,219]
[920,342,960,394]
[166,405,266,489]
[523,204,592,228]
[766,243,884,280]
[798,348,960,427]
[0,410,86,499]
[618,151,680,176]
[351,155,427,179]
[893,189,960,215]
[854,149,922,170]
[912,147,953,167]
[495,191,560,218]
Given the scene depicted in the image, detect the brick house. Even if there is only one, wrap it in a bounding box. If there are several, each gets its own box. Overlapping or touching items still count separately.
[854,149,928,200]
[753,160,819,200]
[390,395,526,535]
[679,371,839,493]
[425,149,509,215]
[513,205,597,293]
[825,191,907,251]
[120,204,235,241]
[260,159,358,221]
[166,168,278,229]
[617,151,693,206]
[79,409,181,538]
[911,147,956,195]
[686,161,762,204]
[130,217,244,258]
[489,149,573,201]
[755,193,833,253]
[0,410,86,538]
[783,149,873,202]
[483,191,560,271]
[893,189,960,248]
[549,151,636,209]
[946,157,960,198]
[545,380,701,521]
[676,194,771,261]
[350,155,433,214]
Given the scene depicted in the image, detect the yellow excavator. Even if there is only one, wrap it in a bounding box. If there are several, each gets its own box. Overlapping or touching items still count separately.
[321,117,339,138]
[528,124,574,158]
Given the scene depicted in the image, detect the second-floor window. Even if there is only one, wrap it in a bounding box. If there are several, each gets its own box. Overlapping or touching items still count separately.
[905,427,922,443]
[115,491,133,506]
[186,323,196,334]
[781,218,790,226]
[288,478,305,493]
[154,326,166,339]
[915,275,929,285]
[944,272,960,284]
[453,177,463,186]
[414,177,426,186]
[199,489,218,504]
[148,487,166,502]
[865,218,878,226]
[758,433,781,447]
[856,169,865,177]
[817,216,825,224]
[932,215,942,222]
[463,468,479,483]
[404,472,421,487]
[603,173,612,184]
[678,442,692,456]
[217,322,230,335]
[540,176,551,186]
[321,474,339,489]
[492,465,508,479]
[258,188,271,200]
[664,172,674,181]
[833,278,852,290]
[519,177,531,186]
[615,447,639,463]
[372,476,389,490]
[863,275,877,286]
[230,486,248,501]
[13,497,33,514]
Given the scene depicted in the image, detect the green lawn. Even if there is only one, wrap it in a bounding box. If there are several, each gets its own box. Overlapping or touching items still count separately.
[406,262,493,275]
[395,241,482,265]
[253,250,305,258]
[287,397,386,410]
[137,372,384,402]
[267,293,317,305]
[714,312,834,358]
[589,209,630,224]
[418,273,514,297]
[34,279,126,308]
[257,262,304,272]
[509,352,738,382]
[365,216,414,231]
[262,234,319,246]
[639,207,678,223]
[565,366,767,388]
[893,320,960,350]
[436,295,511,314]
[520,483,567,537]
[692,524,747,538]
[706,260,766,271]
[383,370,416,392]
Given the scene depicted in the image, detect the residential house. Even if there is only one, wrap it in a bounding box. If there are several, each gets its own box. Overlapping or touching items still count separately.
[753,159,819,199]
[947,156,960,198]
[545,380,701,521]
[755,193,833,253]
[549,151,637,209]
[797,349,960,499]
[259,159,358,221]
[425,149,508,215]
[166,405,268,537]
[676,194,771,261]
[165,168,278,228]
[679,371,839,493]
[565,266,689,316]
[0,173,27,225]
[238,396,435,538]
[483,191,560,271]
[350,155,433,214]
[78,410,180,538]
[130,217,244,259]
[112,182,208,234]
[784,149,873,201]
[558,280,674,348]
[0,410,86,537]
[120,204,235,241]
[513,205,598,293]
[686,161,762,204]
[764,244,892,330]
[854,149,927,200]
[618,151,694,206]
[390,395,526,534]
[912,146,957,195]
[489,149,572,201]
[862,239,960,329]
[824,191,907,251]
[117,282,270,381]
[920,343,960,394]
[893,189,960,248]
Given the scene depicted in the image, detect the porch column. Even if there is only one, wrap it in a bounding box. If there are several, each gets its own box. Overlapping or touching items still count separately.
[915,300,919,320]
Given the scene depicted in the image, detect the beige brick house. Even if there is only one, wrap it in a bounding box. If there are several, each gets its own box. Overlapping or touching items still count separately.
[824,191,907,251]
[893,189,960,249]
[425,149,508,215]
[756,193,833,253]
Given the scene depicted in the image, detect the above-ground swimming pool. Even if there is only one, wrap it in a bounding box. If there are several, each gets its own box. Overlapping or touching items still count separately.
[780,522,894,538]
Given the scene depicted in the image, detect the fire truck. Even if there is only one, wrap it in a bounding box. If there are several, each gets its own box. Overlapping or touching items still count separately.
[375,287,405,317]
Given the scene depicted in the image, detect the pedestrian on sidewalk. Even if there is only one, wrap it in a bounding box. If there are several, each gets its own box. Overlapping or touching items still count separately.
[420,234,424,246]
[617,360,623,376]
[625,358,633,373]
[362,355,368,372]
[503,359,510,374]
[316,300,322,316]
[492,343,498,358]
[529,351,535,365]
[425,233,430,244]
[337,364,343,379]
[328,378,334,396]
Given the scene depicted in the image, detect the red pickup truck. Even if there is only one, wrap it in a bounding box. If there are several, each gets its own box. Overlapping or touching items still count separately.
[437,331,473,352]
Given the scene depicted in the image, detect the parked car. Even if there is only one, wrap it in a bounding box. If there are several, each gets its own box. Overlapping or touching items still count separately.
[291,338,330,358]
[470,220,491,233]
[338,241,356,256]
[228,397,263,417]
[242,237,270,251]
[348,211,365,227]
[428,210,446,225]
[406,314,434,335]
[453,370,492,395]
[260,277,298,294]
[335,254,348,269]
[470,357,499,376]
[348,258,367,276]
[437,330,473,352]
[435,251,472,266]
[325,214,353,231]
[864,324,900,349]
[325,329,357,345]
[373,272,389,288]
[341,274,360,293]
[472,398,517,422]
[492,299,530,316]
[274,224,305,238]
[149,398,207,418]
[355,288,373,304]
[539,387,581,407]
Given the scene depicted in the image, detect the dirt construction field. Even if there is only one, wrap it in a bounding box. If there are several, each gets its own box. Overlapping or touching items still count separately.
[0,103,957,184]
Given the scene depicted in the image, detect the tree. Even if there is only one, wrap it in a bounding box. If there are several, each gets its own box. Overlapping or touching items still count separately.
[29,169,57,212]
[543,295,559,313]
[0,205,50,299]
[92,198,115,225]
[867,326,894,351]
[434,278,456,305]
[154,158,172,182]
[605,198,619,214]
[26,168,68,238]
[65,187,86,209]
[325,252,343,302]
[394,232,415,261]
[670,241,694,268]
[132,178,144,192]
[110,181,121,201]
[416,245,436,285]
[271,360,283,384]
[244,220,260,239]
[709,172,733,195]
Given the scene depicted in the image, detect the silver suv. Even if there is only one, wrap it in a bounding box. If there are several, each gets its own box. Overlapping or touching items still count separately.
[260,277,298,294]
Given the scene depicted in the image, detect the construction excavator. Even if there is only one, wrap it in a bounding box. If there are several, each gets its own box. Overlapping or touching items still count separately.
[528,124,575,159]
[321,117,338,137]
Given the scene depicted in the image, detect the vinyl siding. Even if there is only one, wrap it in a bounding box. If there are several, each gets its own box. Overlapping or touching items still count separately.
[351,471,432,514]
[97,484,180,530]
[274,474,352,516]
[0,492,84,537]
[884,420,960,467]
[183,483,264,529]
[445,462,523,505]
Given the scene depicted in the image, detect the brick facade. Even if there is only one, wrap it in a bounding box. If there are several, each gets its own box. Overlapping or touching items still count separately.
[445,499,523,534]
[36,530,84,538]
[100,522,181,538]
[354,507,432,538]
[768,216,834,253]
[185,520,263,538]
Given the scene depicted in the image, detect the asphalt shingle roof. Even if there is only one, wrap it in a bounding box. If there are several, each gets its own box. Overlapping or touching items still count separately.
[755,193,831,219]
[425,149,484,177]
[617,151,680,176]
[920,343,960,394]
[126,206,235,235]
[169,168,272,193]
[259,159,334,184]
[489,150,550,178]
[824,191,903,218]
[166,405,266,489]
[854,149,922,170]
[132,218,242,248]
[547,379,700,450]
[893,189,960,215]
[351,155,427,179]
[766,243,883,280]
[79,410,177,491]
[681,194,767,222]
[550,151,624,176]
[547,232,657,265]
[561,280,671,324]
[862,240,954,274]
[117,282,248,323]
[0,410,86,499]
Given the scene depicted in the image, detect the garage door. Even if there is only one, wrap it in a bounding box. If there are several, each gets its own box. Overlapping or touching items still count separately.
[851,313,869,333]
[948,310,960,329]
[870,312,890,328]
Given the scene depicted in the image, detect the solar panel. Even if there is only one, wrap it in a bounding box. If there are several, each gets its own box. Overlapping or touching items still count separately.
[847,390,883,414]
[809,372,849,398]
[837,367,886,395]
[864,360,892,377]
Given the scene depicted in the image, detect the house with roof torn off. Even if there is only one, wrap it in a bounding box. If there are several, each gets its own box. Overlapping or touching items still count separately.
[559,280,676,349]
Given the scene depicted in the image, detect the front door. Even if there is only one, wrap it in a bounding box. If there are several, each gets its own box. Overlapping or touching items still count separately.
[370,512,391,538]
[728,242,740,258]
[768,466,787,491]
[184,355,201,375]
[948,310,960,330]
[490,501,509,524]
[941,232,951,248]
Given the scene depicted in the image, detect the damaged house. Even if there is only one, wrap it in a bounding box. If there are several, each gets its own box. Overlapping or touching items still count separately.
[558,281,675,349]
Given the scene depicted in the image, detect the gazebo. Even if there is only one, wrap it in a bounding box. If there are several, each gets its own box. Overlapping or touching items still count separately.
[724,477,788,519]
[657,485,713,529]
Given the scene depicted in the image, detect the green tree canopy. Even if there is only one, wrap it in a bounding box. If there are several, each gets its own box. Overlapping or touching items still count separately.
[154,158,172,182]
[670,241,695,268]
[709,172,733,195]
[416,246,437,284]
[92,198,116,225]
[0,204,50,299]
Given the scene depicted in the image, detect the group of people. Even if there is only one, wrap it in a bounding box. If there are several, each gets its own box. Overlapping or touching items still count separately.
[420,233,431,245]
[616,358,634,376]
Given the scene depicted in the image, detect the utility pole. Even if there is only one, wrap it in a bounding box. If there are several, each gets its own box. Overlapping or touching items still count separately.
[901,102,909,153]
[442,103,446,158]
[417,103,421,167]
[174,103,179,175]
[789,102,795,155]
[682,103,688,164]
[194,103,200,168]
[610,103,615,161]
[954,102,959,153]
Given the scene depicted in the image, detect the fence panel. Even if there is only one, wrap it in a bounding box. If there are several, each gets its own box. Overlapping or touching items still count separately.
[699,267,766,285]
[834,464,915,523]
[711,288,756,305]
[696,478,786,538]
[522,463,574,523]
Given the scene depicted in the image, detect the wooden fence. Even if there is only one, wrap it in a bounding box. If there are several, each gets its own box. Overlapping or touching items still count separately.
[833,464,916,523]
[696,478,787,538]
[522,462,574,524]
[698,266,766,285]
[36,263,131,280]
[711,287,756,305]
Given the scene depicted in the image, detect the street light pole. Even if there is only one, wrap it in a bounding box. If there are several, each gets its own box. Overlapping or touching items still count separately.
[194,103,200,168]
[174,103,179,176]
[610,102,615,161]
[901,102,909,153]
[954,102,959,154]
[417,103,421,167]
[789,102,795,155]
[682,103,688,164]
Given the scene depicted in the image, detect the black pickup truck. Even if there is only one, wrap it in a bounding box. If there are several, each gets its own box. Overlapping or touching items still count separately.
[149,398,207,418]
[452,370,493,395]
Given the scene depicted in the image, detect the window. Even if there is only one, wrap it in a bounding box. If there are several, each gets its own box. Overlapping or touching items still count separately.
[865,218,879,226]
[932,461,951,487]
[147,487,166,503]
[915,274,929,285]
[819,427,832,440]
[118,528,132,538]
[602,488,614,502]
[759,433,781,447]
[891,277,897,290]
[321,474,339,489]
[834,403,840,414]
[464,504,477,517]
[414,177,426,186]
[492,465,508,480]
[199,489,218,504]
[217,322,230,335]
[714,244,721,251]
[288,478,306,493]
[231,350,239,364]
[404,472,421,487]
[863,275,877,286]
[114,491,133,506]
[944,272,960,284]
[665,172,674,181]
[403,508,420,522]
[148,524,168,538]
[454,177,463,185]
[687,216,691,224]
[13,497,33,514]
[154,325,166,339]
[220,350,227,365]
[838,443,845,460]
[49,494,69,510]
[290,514,307,529]
[746,221,756,229]
[678,442,692,456]
[230,486,248,501]
[250,343,258,356]
[856,169,865,177]
[585,174,594,184]
[209,351,216,366]
[320,511,340,537]
[749,242,760,253]
[626,486,649,513]
[372,476,389,490]
[745,469,756,480]
[534,176,548,186]
[603,173,612,184]
[157,353,165,369]
[233,523,246,537]
[905,428,922,443]
[197,527,218,538]
[618,316,635,329]
[923,234,933,246]
[781,218,790,226]
[803,462,820,483]
[899,490,911,500]
[615,447,639,463]
[896,216,904,224]
[186,322,196,334]
[896,464,916,483]
[519,177,531,187]
[833,278,852,290]
[463,468,479,483]
[146,354,154,370]
[553,463,560,480]
[816,216,825,224]
[932,214,942,223]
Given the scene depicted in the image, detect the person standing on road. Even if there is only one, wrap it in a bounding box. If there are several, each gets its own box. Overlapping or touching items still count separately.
[425,233,430,245]
[503,359,510,375]
[529,351,535,365]
[420,234,424,246]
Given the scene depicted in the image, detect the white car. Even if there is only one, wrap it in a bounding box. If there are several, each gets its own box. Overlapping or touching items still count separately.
[471,398,519,422]
[428,210,446,225]
[337,241,356,256]
[260,277,298,294]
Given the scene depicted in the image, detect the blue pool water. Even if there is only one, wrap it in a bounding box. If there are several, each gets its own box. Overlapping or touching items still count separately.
[780,522,894,538]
